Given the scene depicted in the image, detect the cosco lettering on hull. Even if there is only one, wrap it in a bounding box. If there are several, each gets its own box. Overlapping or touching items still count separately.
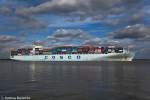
[44,55,81,60]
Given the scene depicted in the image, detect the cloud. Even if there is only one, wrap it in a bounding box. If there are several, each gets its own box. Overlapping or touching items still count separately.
[128,12,144,24]
[14,0,144,29]
[104,18,122,26]
[103,11,145,26]
[0,16,47,32]
[47,29,93,41]
[0,35,17,43]
[0,6,12,16]
[16,0,85,16]
[109,6,126,14]
[47,29,102,46]
[91,15,105,21]
[19,32,29,37]
[33,40,46,46]
[82,38,101,46]
[110,24,150,40]
[16,0,141,16]
[0,0,149,59]
[0,35,26,59]
[136,48,150,59]
[0,5,47,32]
[17,16,47,29]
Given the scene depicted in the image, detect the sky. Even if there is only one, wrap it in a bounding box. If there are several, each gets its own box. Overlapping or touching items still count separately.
[0,0,150,59]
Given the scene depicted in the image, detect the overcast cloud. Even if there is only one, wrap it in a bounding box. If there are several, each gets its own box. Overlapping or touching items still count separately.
[0,0,149,59]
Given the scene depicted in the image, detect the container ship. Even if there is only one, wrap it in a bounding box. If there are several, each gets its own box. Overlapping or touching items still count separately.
[10,45,134,61]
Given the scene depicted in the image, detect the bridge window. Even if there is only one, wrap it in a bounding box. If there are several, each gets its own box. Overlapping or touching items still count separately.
[60,56,63,59]
[77,55,81,59]
[52,56,55,59]
[45,56,48,59]
[68,56,71,59]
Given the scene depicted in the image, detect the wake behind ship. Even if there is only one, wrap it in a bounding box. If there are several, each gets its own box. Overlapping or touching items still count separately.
[10,45,134,61]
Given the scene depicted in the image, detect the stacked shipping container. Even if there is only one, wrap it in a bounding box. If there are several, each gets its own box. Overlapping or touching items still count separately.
[11,46,123,56]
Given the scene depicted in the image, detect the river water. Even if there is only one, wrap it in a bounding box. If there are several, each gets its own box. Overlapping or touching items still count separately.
[0,60,150,100]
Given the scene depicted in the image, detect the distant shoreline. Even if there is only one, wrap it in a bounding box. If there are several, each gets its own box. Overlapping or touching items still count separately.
[0,59,150,61]
[0,59,11,60]
[132,59,150,61]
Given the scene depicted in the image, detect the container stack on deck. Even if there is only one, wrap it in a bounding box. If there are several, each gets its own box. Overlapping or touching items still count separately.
[11,46,124,56]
